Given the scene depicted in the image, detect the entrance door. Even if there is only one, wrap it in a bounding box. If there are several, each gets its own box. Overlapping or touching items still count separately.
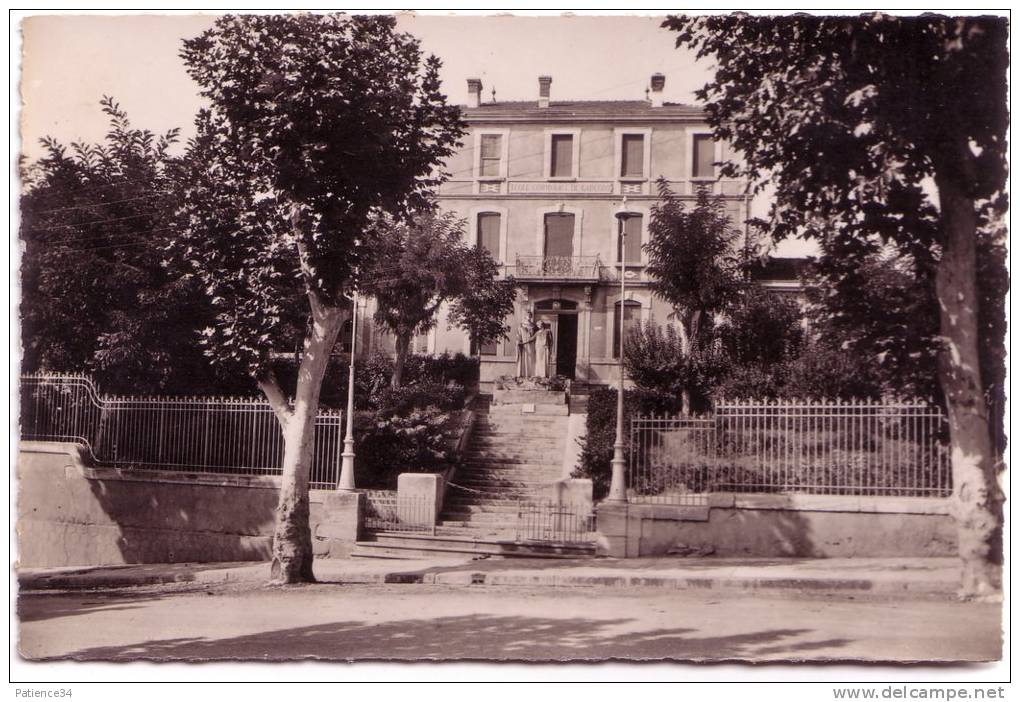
[555,314,578,379]
[534,300,578,380]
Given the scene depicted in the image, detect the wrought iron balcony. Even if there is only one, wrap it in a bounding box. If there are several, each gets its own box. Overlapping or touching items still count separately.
[512,255,604,281]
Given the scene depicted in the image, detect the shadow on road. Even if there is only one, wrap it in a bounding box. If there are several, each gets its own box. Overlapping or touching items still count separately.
[49,616,849,662]
[19,588,192,624]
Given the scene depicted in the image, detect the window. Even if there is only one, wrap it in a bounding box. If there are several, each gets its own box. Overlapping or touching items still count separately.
[471,337,498,356]
[550,134,574,177]
[479,134,503,177]
[620,134,645,178]
[616,214,643,264]
[613,300,642,359]
[477,212,501,260]
[544,213,575,258]
[692,134,715,179]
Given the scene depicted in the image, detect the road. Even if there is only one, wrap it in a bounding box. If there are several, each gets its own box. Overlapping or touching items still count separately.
[17,582,1002,663]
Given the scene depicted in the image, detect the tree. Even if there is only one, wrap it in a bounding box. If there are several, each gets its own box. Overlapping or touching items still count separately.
[804,249,941,401]
[18,98,231,394]
[644,179,743,412]
[361,211,514,389]
[666,13,1007,597]
[173,14,464,584]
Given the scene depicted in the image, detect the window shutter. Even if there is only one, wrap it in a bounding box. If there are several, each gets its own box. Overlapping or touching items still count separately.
[480,134,502,177]
[613,301,641,358]
[550,134,573,177]
[477,213,501,260]
[617,214,643,263]
[693,134,715,178]
[544,213,574,258]
[621,134,644,177]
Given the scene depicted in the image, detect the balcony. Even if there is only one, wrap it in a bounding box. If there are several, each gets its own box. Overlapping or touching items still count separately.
[512,255,603,282]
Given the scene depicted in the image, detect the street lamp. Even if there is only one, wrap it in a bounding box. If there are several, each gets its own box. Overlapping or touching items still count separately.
[607,198,632,503]
[337,289,358,491]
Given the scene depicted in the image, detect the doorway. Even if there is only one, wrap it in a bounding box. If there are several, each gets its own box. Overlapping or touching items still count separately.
[534,300,579,380]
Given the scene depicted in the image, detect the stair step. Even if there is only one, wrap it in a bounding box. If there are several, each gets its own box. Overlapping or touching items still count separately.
[353,540,594,560]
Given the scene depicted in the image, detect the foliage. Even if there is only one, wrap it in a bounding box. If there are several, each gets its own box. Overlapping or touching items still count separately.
[800,250,942,401]
[779,343,884,401]
[623,322,723,413]
[372,381,467,417]
[18,98,237,394]
[718,289,804,369]
[353,407,459,490]
[361,211,510,388]
[276,352,478,410]
[447,248,518,349]
[173,14,465,377]
[573,385,682,500]
[645,179,744,349]
[667,14,1008,590]
[172,13,465,582]
[665,12,1007,431]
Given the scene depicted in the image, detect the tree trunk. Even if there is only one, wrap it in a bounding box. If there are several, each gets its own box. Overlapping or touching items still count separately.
[392,332,411,389]
[933,163,1001,599]
[259,297,343,585]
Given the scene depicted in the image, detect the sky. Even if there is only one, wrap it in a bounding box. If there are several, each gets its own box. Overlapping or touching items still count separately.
[16,11,812,256]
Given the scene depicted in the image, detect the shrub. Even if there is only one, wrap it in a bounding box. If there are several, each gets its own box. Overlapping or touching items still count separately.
[371,380,467,416]
[353,406,459,489]
[718,289,805,368]
[573,385,682,500]
[623,322,725,413]
[780,343,883,399]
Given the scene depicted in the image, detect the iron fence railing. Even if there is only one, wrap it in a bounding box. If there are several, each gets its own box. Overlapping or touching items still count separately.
[19,373,343,489]
[629,400,951,503]
[513,255,603,280]
[363,490,437,535]
[515,501,597,544]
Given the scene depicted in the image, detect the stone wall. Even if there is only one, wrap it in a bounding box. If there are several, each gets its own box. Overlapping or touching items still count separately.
[597,493,957,558]
[16,442,360,568]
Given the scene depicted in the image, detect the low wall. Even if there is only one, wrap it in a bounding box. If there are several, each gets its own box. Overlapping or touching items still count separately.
[16,442,361,568]
[597,493,957,558]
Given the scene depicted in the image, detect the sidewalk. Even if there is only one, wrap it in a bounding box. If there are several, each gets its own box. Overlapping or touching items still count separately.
[16,556,969,598]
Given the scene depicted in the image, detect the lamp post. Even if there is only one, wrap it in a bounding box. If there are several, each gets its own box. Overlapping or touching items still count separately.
[337,289,358,491]
[607,199,631,503]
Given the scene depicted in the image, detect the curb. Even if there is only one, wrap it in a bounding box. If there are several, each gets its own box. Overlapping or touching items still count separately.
[326,569,957,597]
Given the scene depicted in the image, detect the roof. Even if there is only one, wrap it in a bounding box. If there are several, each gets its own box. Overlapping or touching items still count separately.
[748,257,811,283]
[460,100,705,122]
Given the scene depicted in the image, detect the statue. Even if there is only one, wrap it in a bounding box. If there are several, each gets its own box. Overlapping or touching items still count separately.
[515,312,537,378]
[533,321,552,379]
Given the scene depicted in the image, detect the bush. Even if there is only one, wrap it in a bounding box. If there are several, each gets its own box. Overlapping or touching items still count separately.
[353,406,460,489]
[780,343,883,399]
[371,380,467,416]
[623,322,724,413]
[718,290,804,367]
[573,385,682,500]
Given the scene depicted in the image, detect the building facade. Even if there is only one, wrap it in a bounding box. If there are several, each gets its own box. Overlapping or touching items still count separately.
[414,74,752,384]
[349,74,762,384]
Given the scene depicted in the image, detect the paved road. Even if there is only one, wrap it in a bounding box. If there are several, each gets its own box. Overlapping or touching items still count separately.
[17,582,1001,663]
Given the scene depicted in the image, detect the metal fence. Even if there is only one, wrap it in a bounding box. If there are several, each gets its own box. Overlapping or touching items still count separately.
[363,490,437,535]
[515,501,597,544]
[19,373,343,489]
[630,399,951,503]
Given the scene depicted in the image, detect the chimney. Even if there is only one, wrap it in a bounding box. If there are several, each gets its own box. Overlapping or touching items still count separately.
[538,75,552,108]
[649,73,665,108]
[467,78,483,108]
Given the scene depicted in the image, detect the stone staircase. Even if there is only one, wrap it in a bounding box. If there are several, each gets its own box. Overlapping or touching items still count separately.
[352,391,596,559]
[438,396,566,537]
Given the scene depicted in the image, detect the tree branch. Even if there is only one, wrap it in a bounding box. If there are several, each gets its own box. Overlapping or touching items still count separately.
[257,370,293,430]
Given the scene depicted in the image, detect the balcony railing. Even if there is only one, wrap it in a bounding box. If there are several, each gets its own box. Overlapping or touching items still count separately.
[513,255,603,281]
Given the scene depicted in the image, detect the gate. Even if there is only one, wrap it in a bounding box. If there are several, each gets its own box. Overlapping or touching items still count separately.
[514,500,596,544]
